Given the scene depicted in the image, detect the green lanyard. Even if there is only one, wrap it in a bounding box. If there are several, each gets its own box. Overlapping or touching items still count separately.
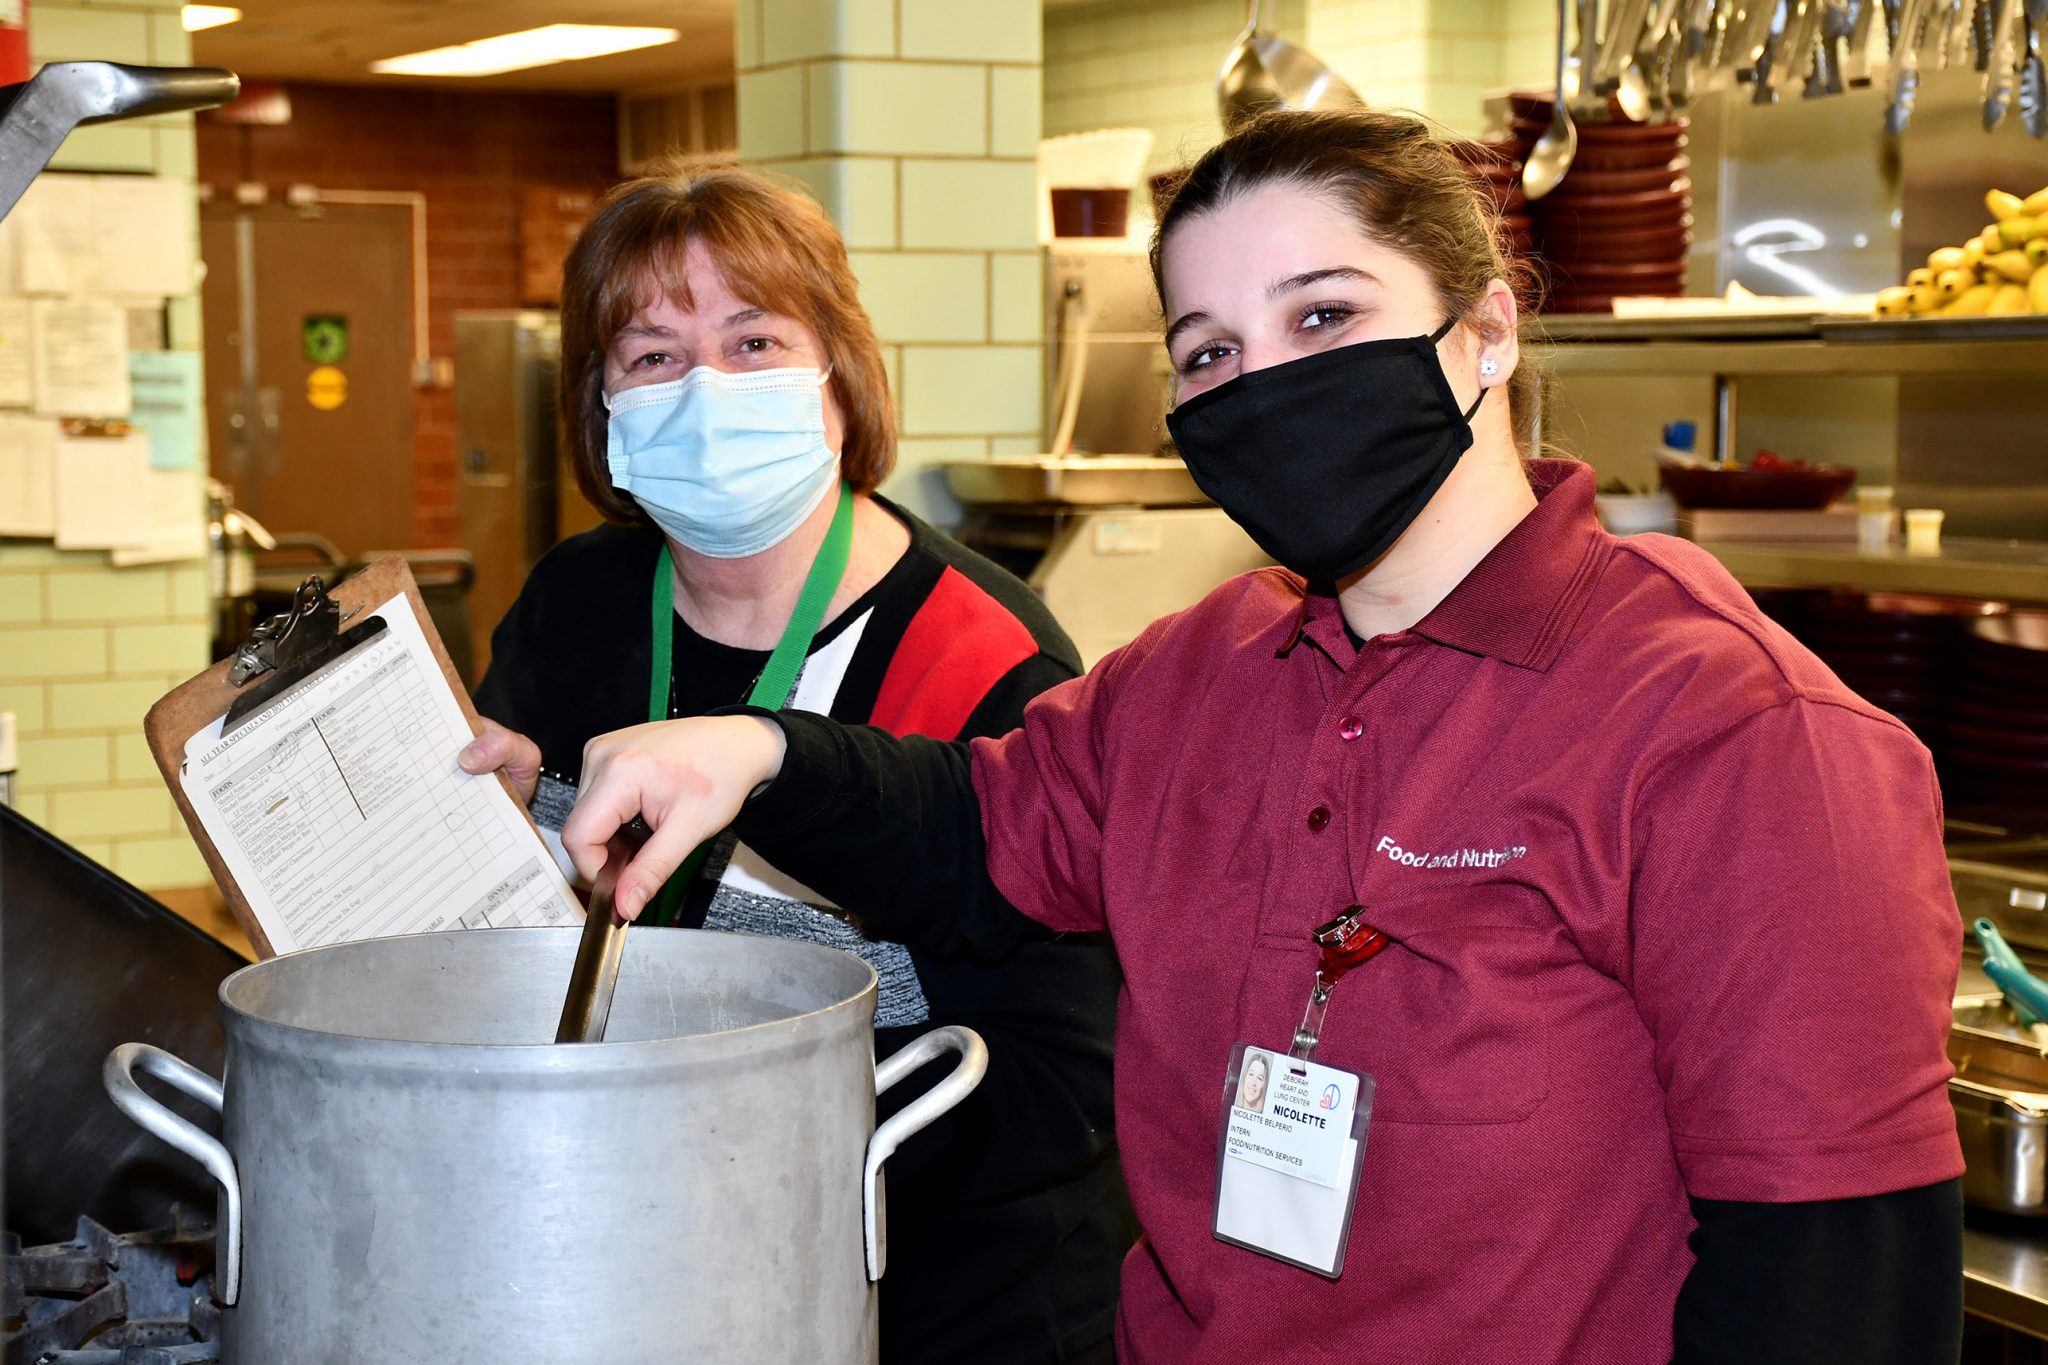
[640,481,855,927]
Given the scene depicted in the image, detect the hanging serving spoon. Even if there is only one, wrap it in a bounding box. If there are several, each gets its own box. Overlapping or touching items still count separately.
[1526,0,1580,199]
[1986,0,2022,126]
[1844,0,1879,82]
[2021,0,2048,134]
[1888,0,1937,131]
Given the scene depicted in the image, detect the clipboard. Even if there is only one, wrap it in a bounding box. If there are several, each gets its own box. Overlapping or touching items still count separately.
[143,555,547,958]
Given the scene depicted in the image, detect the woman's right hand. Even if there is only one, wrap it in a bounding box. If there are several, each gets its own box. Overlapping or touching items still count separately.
[560,715,789,921]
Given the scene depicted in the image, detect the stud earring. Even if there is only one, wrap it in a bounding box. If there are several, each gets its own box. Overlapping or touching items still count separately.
[1478,358,1499,377]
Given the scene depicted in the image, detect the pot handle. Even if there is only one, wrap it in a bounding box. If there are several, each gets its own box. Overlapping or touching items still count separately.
[103,1043,243,1306]
[864,1024,988,1281]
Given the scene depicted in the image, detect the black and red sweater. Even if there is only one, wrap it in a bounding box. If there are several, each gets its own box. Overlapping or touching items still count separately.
[475,497,1130,1365]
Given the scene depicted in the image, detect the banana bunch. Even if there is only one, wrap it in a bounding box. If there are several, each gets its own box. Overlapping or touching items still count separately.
[1875,186,2048,318]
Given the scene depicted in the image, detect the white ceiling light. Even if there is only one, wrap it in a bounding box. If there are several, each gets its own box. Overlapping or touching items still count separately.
[180,5,242,31]
[369,24,681,77]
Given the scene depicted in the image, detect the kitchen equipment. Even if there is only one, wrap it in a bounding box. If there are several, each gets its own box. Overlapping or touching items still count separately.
[1951,993,2048,1214]
[1039,129,1153,242]
[2023,0,2048,134]
[4,1212,222,1360]
[1985,0,2023,125]
[946,456,1207,507]
[3,806,247,1246]
[1975,918,2048,1052]
[555,825,642,1043]
[1216,0,1364,127]
[456,311,578,674]
[1523,0,1581,199]
[101,927,986,1362]
[0,62,238,219]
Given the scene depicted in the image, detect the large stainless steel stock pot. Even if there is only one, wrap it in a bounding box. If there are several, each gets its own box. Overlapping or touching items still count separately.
[103,927,985,1363]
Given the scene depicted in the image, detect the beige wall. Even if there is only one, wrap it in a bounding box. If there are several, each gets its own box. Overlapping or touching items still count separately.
[735,0,1046,528]
[1,0,212,889]
[1045,0,1559,152]
[1044,0,1306,174]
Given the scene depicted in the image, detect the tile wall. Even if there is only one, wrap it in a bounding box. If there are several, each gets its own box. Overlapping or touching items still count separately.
[0,0,213,889]
[1046,0,1557,154]
[736,0,1047,527]
[1044,0,1307,174]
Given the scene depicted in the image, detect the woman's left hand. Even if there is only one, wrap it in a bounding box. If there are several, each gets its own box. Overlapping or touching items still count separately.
[457,718,544,805]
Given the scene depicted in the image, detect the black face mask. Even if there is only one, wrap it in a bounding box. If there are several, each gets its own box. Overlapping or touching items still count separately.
[1165,318,1486,583]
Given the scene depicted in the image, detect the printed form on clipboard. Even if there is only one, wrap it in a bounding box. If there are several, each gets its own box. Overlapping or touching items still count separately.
[177,589,581,955]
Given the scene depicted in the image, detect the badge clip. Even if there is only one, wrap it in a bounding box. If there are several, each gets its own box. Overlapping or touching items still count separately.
[1289,907,1390,1065]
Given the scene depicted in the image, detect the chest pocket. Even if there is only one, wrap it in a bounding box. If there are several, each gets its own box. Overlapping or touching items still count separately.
[1242,884,1556,1125]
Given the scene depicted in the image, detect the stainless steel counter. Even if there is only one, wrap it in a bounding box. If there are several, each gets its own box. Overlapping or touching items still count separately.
[1968,1222,2048,1339]
[1700,536,2048,603]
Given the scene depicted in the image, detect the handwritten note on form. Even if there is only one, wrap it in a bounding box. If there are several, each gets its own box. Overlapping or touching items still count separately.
[179,591,581,954]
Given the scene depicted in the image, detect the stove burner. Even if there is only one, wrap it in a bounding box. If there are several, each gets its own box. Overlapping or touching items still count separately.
[3,1209,219,1364]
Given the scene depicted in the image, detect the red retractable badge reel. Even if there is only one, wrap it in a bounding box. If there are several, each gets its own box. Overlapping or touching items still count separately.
[1290,908,1389,1062]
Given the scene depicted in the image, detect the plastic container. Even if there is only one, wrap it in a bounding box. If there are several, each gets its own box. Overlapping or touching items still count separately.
[1905,507,1946,556]
[1856,485,1896,552]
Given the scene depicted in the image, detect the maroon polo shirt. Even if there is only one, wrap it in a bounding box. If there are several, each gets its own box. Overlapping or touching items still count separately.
[970,459,1963,1364]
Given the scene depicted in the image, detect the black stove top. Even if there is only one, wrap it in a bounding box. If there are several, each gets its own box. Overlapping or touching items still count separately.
[3,1209,219,1364]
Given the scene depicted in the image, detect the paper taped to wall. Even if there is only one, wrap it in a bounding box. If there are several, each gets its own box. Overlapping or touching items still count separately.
[52,432,150,549]
[33,299,131,417]
[0,412,57,536]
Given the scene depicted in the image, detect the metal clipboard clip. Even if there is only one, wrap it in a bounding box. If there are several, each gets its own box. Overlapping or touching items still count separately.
[223,576,384,733]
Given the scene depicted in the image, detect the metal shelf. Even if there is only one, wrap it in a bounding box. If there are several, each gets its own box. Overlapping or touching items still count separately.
[1529,313,2048,377]
[1698,536,2048,602]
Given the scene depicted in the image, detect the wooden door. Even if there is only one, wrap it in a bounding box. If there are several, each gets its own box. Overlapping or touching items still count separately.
[200,201,416,554]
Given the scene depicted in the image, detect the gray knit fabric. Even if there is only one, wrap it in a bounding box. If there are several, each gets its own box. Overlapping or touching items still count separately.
[533,776,930,1027]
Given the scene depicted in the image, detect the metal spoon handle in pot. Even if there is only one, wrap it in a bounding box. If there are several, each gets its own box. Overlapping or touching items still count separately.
[556,818,652,1044]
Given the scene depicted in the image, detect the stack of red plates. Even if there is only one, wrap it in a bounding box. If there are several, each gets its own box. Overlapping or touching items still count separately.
[1946,610,2048,806]
[1446,139,1534,262]
[1505,93,1690,314]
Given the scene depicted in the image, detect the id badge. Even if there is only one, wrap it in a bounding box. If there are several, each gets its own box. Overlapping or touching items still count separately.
[1212,1042,1373,1278]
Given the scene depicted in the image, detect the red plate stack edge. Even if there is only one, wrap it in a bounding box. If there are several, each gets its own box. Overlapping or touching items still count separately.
[1446,138,1535,266]
[1502,92,1691,315]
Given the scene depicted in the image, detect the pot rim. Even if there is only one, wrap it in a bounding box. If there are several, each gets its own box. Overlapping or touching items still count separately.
[217,926,881,1067]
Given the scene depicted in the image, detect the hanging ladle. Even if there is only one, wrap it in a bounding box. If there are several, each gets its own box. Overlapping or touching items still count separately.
[1524,0,1581,199]
[1217,0,1366,128]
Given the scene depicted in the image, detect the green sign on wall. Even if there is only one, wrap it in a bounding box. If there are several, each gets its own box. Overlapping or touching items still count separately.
[302,314,349,365]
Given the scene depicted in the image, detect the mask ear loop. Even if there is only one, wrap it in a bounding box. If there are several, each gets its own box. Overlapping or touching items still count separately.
[1431,315,1489,423]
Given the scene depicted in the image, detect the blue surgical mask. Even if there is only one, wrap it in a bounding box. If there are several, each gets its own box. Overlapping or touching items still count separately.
[605,364,839,559]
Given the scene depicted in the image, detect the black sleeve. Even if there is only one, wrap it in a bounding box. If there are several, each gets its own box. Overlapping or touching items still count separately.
[725,705,1045,963]
[471,589,535,733]
[956,651,1081,744]
[1672,1178,1962,1365]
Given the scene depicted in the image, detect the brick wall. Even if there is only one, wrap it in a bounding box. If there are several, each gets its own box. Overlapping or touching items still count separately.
[194,85,623,547]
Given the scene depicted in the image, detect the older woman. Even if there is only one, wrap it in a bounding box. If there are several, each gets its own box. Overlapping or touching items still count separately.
[557,113,1965,1363]
[457,166,1129,1365]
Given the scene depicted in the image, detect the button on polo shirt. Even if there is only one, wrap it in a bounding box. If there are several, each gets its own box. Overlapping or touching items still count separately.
[971,459,1963,1365]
